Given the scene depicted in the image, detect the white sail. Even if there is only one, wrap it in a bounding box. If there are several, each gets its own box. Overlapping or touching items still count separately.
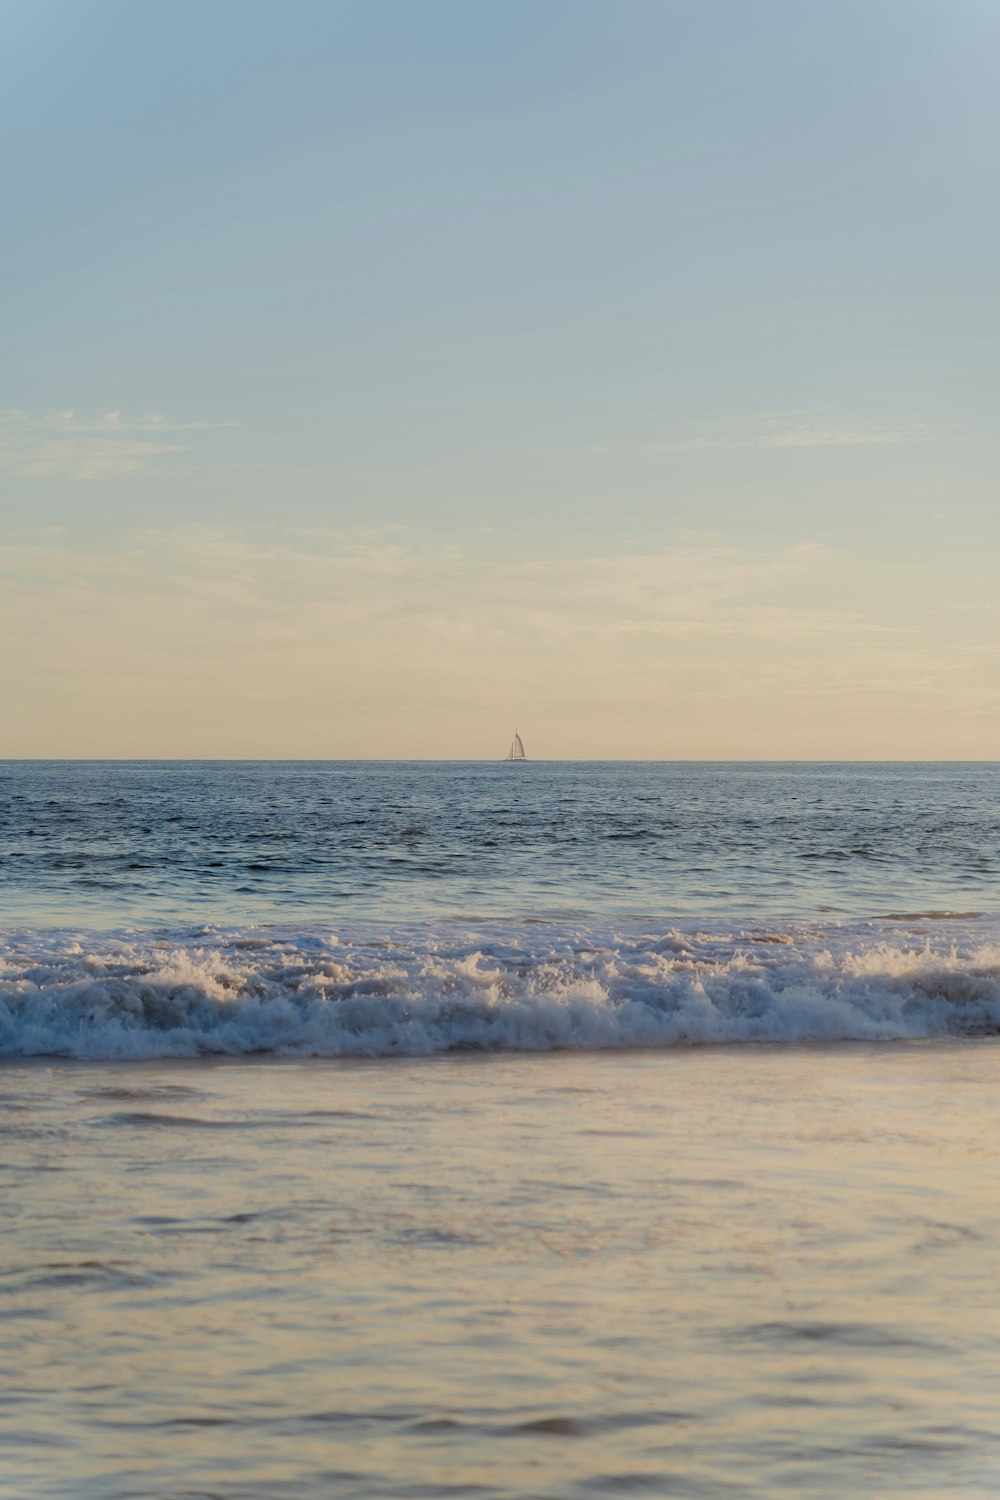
[505,731,527,761]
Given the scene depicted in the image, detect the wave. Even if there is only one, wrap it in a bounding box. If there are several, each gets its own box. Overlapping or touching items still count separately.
[2,918,1000,1059]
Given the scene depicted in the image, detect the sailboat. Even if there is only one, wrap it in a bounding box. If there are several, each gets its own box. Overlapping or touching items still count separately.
[504,730,527,762]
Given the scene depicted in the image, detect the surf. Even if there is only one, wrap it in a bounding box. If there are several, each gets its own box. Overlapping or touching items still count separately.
[3,916,1000,1059]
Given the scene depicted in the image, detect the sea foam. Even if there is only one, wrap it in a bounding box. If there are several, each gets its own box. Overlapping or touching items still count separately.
[3,918,1000,1059]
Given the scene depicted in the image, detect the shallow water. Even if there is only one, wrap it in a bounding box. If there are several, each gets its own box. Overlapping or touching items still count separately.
[3,1045,999,1498]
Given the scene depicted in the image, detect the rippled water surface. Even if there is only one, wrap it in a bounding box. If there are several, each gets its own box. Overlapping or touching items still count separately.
[3,759,999,926]
[3,1047,999,1499]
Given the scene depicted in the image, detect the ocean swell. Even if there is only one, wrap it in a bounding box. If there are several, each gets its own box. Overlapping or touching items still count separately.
[2,920,1000,1059]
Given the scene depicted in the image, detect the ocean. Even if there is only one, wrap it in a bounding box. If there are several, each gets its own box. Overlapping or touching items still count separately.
[2,761,999,1497]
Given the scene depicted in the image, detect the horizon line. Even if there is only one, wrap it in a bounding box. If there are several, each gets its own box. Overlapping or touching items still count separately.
[2,757,999,766]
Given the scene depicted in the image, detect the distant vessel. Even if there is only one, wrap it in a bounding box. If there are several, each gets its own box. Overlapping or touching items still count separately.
[504,730,527,762]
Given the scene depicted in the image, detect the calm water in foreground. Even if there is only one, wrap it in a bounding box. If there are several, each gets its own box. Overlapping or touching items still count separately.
[2,763,999,1496]
[4,1047,999,1499]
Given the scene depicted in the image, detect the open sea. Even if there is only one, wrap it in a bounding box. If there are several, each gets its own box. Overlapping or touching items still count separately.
[2,761,999,1497]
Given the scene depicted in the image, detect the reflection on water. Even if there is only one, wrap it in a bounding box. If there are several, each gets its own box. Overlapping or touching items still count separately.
[2,1043,999,1497]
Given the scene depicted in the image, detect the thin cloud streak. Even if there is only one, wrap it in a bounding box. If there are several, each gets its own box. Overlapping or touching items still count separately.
[761,424,927,449]
[0,409,239,480]
[562,412,929,456]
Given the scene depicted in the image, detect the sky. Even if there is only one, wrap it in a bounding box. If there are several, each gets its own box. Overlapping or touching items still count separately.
[2,0,999,759]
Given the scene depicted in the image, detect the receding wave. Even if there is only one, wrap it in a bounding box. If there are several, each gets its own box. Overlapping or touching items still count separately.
[2,919,1000,1059]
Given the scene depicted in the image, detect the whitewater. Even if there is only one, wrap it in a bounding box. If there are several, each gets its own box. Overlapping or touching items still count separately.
[4,917,1000,1058]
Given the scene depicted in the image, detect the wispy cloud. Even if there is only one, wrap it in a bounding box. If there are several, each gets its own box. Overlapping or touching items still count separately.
[0,408,239,479]
[1,522,995,755]
[565,411,930,456]
[760,422,927,449]
[0,523,886,656]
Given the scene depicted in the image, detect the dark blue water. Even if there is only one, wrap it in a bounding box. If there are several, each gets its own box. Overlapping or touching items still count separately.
[2,761,999,927]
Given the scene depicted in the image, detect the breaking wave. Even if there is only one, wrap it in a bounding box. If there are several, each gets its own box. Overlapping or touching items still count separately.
[2,918,1000,1060]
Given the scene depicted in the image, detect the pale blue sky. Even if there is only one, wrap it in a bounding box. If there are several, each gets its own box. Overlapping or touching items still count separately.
[2,1,999,756]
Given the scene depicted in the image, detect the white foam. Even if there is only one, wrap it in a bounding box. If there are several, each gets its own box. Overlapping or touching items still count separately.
[2,918,1000,1059]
